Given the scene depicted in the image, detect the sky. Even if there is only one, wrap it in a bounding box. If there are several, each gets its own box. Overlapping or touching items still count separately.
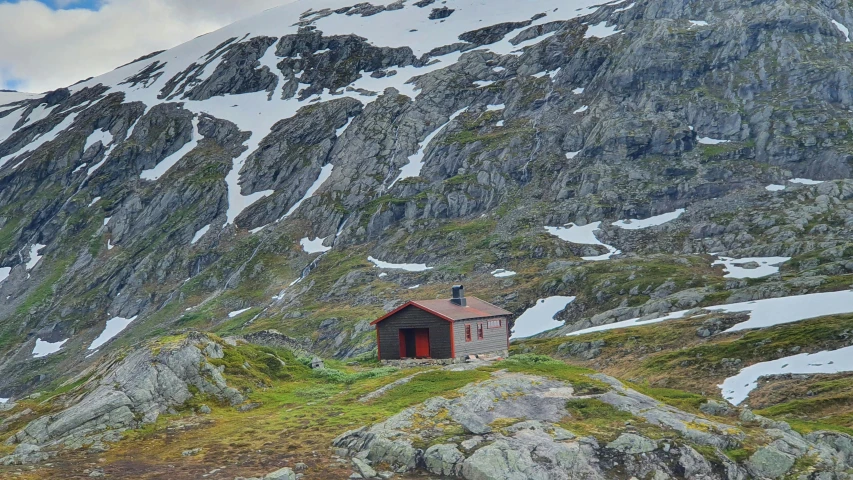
[0,0,297,93]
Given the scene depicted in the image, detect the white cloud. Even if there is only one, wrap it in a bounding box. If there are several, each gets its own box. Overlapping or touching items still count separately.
[0,0,296,93]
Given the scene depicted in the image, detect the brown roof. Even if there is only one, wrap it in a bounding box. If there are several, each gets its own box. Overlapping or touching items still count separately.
[371,296,512,325]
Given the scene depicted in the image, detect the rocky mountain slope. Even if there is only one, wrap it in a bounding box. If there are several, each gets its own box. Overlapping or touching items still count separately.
[3,0,853,476]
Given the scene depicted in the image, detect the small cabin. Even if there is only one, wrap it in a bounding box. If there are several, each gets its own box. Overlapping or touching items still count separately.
[371,286,512,361]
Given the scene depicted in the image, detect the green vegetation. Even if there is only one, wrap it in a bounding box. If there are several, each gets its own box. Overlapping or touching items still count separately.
[560,398,638,441]
[486,354,608,394]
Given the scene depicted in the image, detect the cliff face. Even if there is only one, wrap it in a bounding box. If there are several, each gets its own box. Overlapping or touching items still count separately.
[2,0,853,400]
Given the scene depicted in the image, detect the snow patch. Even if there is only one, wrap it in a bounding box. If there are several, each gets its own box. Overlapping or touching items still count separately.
[486,104,505,111]
[833,20,851,42]
[336,116,355,137]
[140,117,200,181]
[689,20,709,27]
[84,129,114,152]
[565,151,580,159]
[0,112,80,169]
[712,256,790,279]
[569,290,853,336]
[545,223,620,261]
[697,137,730,145]
[474,80,495,88]
[280,163,335,220]
[89,316,138,350]
[300,237,331,254]
[491,269,517,278]
[721,346,853,405]
[611,209,685,230]
[390,107,467,187]
[765,184,785,192]
[789,178,824,185]
[32,338,68,358]
[191,225,210,245]
[511,296,576,339]
[0,267,10,284]
[613,2,636,12]
[496,120,505,127]
[88,197,101,207]
[573,105,589,114]
[572,87,585,95]
[584,22,621,39]
[26,244,46,271]
[228,308,252,318]
[368,256,432,272]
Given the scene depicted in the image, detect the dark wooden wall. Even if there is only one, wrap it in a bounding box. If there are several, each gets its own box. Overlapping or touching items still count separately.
[453,316,509,358]
[376,306,454,360]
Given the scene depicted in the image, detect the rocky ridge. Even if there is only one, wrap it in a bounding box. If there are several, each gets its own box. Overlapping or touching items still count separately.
[334,368,853,479]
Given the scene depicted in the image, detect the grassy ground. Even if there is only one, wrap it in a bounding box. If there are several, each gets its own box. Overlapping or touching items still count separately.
[517,312,853,435]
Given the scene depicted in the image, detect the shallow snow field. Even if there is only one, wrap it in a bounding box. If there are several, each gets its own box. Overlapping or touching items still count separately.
[712,256,790,279]
[833,20,851,42]
[278,164,335,222]
[611,209,685,230]
[89,316,138,350]
[228,308,252,318]
[697,137,730,145]
[25,244,46,271]
[300,237,332,254]
[140,117,201,181]
[789,178,824,185]
[491,269,517,278]
[0,0,612,227]
[84,128,114,152]
[368,256,432,272]
[32,338,69,358]
[765,184,785,192]
[584,22,621,39]
[191,225,211,245]
[0,112,80,169]
[0,267,10,284]
[545,223,620,261]
[720,346,853,405]
[511,296,576,339]
[568,290,853,336]
[391,107,468,187]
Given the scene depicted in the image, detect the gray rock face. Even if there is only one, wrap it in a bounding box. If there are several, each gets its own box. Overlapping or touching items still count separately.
[606,433,658,454]
[2,334,241,458]
[423,443,464,476]
[264,467,296,480]
[334,371,853,479]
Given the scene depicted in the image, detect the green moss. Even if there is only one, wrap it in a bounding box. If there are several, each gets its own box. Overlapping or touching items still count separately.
[560,398,637,441]
[484,354,608,395]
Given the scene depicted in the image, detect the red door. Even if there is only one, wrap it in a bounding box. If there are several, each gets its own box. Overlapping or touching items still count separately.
[414,329,430,358]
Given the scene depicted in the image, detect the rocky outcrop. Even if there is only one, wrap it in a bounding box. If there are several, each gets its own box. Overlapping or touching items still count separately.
[1,334,241,462]
[333,371,853,479]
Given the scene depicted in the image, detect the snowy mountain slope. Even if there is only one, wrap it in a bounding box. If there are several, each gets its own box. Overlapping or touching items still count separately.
[1,0,853,416]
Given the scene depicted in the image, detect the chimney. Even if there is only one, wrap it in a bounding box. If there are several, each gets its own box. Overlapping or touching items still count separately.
[451,285,467,307]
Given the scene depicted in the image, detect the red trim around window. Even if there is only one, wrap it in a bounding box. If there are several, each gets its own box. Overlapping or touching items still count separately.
[465,324,472,342]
